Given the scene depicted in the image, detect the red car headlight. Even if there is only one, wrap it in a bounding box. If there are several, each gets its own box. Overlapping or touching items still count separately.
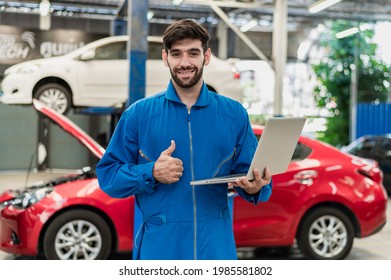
[0,187,54,209]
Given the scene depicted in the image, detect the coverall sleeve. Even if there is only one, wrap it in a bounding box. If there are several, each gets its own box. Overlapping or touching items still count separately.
[96,108,159,198]
[231,105,273,205]
[234,182,272,205]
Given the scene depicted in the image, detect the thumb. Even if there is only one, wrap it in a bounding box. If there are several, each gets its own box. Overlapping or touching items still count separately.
[161,140,176,156]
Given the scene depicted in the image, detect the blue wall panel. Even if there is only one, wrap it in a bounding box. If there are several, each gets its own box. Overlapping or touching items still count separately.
[357,103,391,138]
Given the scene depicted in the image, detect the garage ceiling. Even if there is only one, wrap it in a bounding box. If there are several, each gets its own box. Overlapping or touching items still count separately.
[1,0,391,30]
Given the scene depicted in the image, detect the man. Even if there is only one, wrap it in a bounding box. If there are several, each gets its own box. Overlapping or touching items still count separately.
[96,19,272,260]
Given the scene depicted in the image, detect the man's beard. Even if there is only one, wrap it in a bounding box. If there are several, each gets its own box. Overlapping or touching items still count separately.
[169,64,204,88]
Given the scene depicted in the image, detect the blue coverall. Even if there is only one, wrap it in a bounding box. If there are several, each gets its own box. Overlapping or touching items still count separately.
[96,81,272,260]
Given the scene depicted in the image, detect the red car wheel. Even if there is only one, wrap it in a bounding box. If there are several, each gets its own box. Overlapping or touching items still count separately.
[43,209,112,260]
[297,207,355,260]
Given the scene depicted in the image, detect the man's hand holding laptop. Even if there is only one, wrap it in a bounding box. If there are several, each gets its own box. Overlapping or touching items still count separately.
[228,167,271,195]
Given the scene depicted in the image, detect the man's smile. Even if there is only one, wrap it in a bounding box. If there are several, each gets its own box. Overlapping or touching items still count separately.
[177,68,196,77]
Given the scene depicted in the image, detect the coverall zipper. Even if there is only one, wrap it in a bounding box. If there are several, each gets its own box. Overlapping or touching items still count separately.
[187,106,197,260]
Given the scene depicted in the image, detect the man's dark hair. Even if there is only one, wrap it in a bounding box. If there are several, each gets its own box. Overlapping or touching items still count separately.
[162,19,210,53]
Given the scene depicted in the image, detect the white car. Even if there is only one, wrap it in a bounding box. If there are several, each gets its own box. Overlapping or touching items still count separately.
[0,36,243,114]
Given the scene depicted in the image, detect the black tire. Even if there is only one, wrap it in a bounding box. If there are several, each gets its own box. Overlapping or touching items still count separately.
[34,83,72,114]
[43,209,112,260]
[297,207,354,260]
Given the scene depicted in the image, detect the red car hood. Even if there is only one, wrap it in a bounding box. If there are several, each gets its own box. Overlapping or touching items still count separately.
[33,99,105,159]
[0,190,14,203]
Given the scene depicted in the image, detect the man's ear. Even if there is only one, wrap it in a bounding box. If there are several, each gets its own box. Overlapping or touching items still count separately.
[203,48,212,66]
[162,49,168,67]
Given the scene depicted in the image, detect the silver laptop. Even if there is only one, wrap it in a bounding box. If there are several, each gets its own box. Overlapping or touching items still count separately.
[190,117,306,186]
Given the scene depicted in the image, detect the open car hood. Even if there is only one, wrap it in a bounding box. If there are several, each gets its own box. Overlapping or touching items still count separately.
[33,99,105,159]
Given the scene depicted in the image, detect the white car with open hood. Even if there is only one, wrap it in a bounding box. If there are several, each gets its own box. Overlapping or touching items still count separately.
[0,36,243,114]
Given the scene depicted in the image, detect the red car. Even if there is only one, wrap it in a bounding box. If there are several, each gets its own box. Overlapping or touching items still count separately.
[0,100,388,260]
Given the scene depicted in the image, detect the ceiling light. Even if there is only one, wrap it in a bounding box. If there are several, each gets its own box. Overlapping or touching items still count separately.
[335,27,359,39]
[240,19,257,32]
[39,0,50,16]
[308,0,342,14]
[172,0,184,6]
[147,11,154,20]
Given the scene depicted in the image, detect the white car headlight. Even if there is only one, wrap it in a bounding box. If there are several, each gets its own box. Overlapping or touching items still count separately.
[17,63,41,74]
[5,63,41,76]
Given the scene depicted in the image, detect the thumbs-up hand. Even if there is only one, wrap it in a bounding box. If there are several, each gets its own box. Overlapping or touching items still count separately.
[153,140,184,184]
[161,139,176,156]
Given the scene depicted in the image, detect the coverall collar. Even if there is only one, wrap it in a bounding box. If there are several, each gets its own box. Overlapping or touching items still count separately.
[165,80,211,107]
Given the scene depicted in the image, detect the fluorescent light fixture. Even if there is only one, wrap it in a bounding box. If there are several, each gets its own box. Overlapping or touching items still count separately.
[39,0,50,16]
[297,40,312,60]
[172,0,184,5]
[308,0,341,14]
[240,19,258,32]
[147,11,154,20]
[336,27,359,39]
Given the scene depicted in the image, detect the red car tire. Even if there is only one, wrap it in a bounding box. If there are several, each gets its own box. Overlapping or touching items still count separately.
[297,207,354,260]
[42,209,112,260]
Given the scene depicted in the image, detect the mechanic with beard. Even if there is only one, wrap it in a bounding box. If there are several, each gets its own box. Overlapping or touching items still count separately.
[96,19,272,260]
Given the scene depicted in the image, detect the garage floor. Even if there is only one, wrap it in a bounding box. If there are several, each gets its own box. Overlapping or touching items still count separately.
[1,170,390,260]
